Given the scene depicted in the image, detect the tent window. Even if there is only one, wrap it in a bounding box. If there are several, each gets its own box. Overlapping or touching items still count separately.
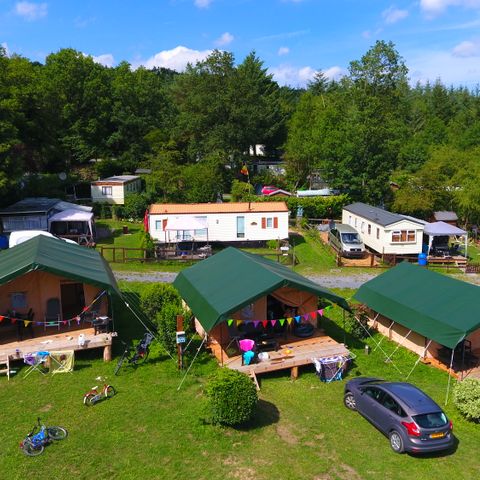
[10,292,27,309]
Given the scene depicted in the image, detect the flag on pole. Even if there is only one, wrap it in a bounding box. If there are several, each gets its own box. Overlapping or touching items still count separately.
[143,209,149,233]
[240,164,249,176]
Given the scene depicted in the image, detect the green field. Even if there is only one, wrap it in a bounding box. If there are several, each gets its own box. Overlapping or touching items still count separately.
[1,284,479,480]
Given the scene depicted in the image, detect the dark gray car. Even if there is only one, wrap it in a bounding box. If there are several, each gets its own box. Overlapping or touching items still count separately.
[344,377,454,454]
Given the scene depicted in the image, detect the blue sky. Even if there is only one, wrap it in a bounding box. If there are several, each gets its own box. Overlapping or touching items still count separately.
[1,0,480,87]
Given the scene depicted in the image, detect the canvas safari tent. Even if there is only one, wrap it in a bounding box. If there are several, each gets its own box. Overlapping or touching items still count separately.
[354,262,480,375]
[0,235,119,346]
[173,247,350,368]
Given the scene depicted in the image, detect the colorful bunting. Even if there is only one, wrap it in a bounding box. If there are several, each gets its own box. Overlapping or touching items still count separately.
[279,319,285,327]
[227,319,234,326]
[262,320,268,328]
[318,309,324,317]
[253,321,260,328]
[287,317,293,325]
[271,320,277,327]
[295,316,301,323]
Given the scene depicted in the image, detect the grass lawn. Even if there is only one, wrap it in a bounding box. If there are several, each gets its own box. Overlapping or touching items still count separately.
[1,284,479,479]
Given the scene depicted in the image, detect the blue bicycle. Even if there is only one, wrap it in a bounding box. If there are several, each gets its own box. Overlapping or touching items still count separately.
[20,418,68,456]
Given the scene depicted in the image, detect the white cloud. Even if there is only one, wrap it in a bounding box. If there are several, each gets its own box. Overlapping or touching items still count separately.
[15,2,47,21]
[452,39,480,56]
[134,46,213,71]
[408,48,480,86]
[214,32,234,47]
[420,0,480,17]
[269,64,346,87]
[92,54,115,67]
[382,6,409,24]
[278,47,290,56]
[194,0,213,8]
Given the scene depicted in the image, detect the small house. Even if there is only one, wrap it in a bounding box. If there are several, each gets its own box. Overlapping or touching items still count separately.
[91,175,142,204]
[342,202,424,255]
[148,202,289,244]
[432,211,458,227]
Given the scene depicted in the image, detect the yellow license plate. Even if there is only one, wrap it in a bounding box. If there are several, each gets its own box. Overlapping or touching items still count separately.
[430,432,445,439]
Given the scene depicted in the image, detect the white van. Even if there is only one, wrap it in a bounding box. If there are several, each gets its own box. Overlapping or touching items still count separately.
[328,224,365,258]
[9,230,77,248]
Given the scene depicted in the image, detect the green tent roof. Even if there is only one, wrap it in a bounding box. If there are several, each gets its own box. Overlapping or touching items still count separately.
[173,247,350,332]
[354,262,480,349]
[0,236,119,295]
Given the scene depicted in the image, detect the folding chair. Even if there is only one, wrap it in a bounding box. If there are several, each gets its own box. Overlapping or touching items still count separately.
[49,351,74,374]
[23,351,50,378]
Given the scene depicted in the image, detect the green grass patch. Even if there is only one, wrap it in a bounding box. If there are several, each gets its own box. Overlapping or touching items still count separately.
[2,283,478,479]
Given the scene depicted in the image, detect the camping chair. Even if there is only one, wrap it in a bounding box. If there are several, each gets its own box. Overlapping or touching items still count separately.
[44,298,61,330]
[49,350,74,374]
[23,351,50,378]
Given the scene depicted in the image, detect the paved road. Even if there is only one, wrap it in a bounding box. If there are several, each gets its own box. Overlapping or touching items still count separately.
[113,270,379,289]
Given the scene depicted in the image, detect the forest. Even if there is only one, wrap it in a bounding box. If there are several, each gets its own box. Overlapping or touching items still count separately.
[1,40,479,223]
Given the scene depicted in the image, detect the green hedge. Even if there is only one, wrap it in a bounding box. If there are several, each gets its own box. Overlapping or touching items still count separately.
[454,379,480,422]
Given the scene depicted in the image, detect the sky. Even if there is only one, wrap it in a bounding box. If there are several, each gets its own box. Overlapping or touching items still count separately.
[1,0,480,88]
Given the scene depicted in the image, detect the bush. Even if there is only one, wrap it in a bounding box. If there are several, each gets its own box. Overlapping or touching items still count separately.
[204,368,258,425]
[266,239,278,249]
[344,313,370,339]
[140,283,182,320]
[156,303,191,355]
[454,379,480,422]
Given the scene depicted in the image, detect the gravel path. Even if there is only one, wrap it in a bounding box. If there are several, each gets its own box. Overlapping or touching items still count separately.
[113,270,379,289]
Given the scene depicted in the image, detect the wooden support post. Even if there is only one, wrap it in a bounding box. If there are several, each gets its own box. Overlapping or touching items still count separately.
[290,366,299,380]
[103,344,112,362]
[250,371,260,390]
[177,315,184,370]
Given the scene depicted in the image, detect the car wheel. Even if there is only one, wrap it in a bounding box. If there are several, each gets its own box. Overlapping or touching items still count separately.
[343,392,357,411]
[389,430,405,453]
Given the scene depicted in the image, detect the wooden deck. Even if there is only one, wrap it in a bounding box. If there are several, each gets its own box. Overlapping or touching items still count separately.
[209,330,350,379]
[0,327,114,364]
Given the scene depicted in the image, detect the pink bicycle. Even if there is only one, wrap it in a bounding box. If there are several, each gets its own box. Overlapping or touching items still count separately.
[83,377,116,406]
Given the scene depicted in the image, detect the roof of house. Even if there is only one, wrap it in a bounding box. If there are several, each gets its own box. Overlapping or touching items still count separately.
[354,262,480,349]
[0,235,119,294]
[173,247,350,332]
[91,175,140,185]
[150,202,288,215]
[265,189,292,197]
[343,202,424,227]
[433,211,458,222]
[0,197,61,215]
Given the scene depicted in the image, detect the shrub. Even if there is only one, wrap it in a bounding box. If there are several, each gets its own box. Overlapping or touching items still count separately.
[454,379,480,422]
[266,239,278,249]
[140,283,182,320]
[156,303,191,355]
[204,368,258,425]
[344,313,370,339]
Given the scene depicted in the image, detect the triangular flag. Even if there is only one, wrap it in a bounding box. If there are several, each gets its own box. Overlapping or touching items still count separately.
[253,321,260,328]
[287,317,293,325]
[310,311,317,320]
[23,320,32,327]
[303,313,310,321]
[295,316,301,323]
[36,322,43,326]
[63,320,68,325]
[271,320,277,327]
[318,309,324,317]
[279,319,285,326]
[227,319,234,326]
[262,320,268,328]
[236,320,243,327]
[0,315,4,322]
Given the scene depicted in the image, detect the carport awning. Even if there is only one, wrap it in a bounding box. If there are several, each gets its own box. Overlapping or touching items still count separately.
[354,262,480,348]
[173,247,350,332]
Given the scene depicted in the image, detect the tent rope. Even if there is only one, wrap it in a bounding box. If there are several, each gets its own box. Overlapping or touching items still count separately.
[384,329,412,363]
[406,339,432,380]
[354,315,403,375]
[177,335,207,391]
[373,319,393,352]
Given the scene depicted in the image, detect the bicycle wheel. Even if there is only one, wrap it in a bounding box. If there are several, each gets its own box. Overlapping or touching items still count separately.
[83,393,96,406]
[22,442,44,456]
[114,351,128,375]
[105,385,116,398]
[47,426,68,440]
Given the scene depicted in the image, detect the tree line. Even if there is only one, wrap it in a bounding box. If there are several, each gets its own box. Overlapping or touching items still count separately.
[1,41,479,223]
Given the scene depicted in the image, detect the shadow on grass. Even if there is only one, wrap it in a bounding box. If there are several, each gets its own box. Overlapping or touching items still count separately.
[236,399,280,431]
[407,435,459,458]
[322,316,367,350]
[290,232,306,247]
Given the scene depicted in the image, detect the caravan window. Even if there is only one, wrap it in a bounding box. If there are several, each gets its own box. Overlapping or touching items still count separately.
[392,230,416,243]
[194,216,208,237]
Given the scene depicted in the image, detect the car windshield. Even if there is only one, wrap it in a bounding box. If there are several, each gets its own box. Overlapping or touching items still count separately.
[413,412,447,428]
[341,233,361,244]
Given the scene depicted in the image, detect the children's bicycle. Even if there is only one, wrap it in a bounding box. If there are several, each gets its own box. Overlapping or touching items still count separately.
[114,332,154,375]
[20,418,67,456]
[83,377,116,406]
